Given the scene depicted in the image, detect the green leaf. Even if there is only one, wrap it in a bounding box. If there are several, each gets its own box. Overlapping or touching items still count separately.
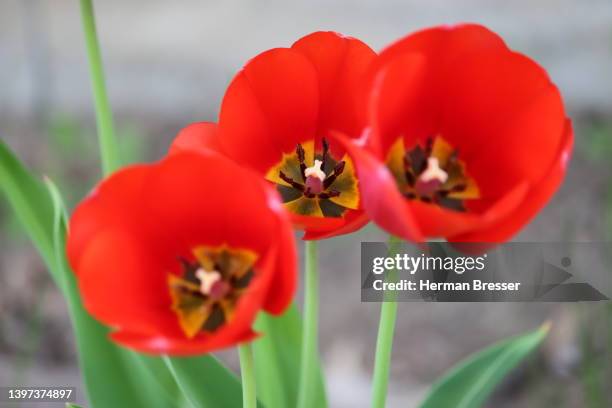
[0,141,179,407]
[164,356,245,408]
[253,305,327,408]
[419,323,550,408]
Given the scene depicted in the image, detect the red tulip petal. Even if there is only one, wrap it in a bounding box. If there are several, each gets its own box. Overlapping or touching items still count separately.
[439,52,565,201]
[379,23,507,67]
[67,164,152,274]
[302,210,370,241]
[218,48,319,173]
[143,152,280,256]
[292,31,376,138]
[450,120,573,243]
[168,122,222,156]
[77,227,179,336]
[407,181,528,237]
[333,131,423,242]
[261,184,297,314]
[111,328,259,356]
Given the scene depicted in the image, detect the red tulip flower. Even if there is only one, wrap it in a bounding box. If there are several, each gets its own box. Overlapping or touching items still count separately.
[66,151,296,355]
[170,32,377,240]
[342,24,573,243]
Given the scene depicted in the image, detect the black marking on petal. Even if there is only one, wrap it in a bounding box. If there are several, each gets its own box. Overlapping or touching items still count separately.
[437,197,466,212]
[232,269,254,289]
[203,303,225,332]
[277,184,303,202]
[408,145,427,174]
[319,198,346,218]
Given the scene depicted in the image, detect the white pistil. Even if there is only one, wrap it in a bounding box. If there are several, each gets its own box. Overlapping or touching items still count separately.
[304,159,326,181]
[419,157,448,184]
[195,268,222,295]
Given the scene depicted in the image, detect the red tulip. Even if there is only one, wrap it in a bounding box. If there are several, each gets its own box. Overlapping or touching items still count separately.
[341,24,573,244]
[66,151,296,355]
[170,32,377,240]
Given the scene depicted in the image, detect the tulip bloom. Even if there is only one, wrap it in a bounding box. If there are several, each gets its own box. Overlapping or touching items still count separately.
[66,151,296,355]
[170,32,377,240]
[343,24,573,243]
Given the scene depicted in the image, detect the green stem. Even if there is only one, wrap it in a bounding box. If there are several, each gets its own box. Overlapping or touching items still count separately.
[79,0,120,176]
[297,240,319,408]
[371,235,402,408]
[239,344,257,408]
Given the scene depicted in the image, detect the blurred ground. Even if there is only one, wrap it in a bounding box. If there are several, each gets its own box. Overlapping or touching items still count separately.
[1,0,612,407]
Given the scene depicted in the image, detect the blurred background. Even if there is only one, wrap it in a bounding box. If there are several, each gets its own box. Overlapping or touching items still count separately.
[1,0,612,407]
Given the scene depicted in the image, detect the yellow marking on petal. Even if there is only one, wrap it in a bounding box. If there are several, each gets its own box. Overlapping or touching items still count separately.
[448,176,480,200]
[219,299,235,323]
[431,135,454,168]
[265,140,315,186]
[168,274,211,338]
[193,245,258,279]
[328,154,360,210]
[385,137,407,186]
[284,196,324,217]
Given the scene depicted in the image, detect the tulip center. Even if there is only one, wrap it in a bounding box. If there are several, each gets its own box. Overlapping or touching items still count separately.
[168,245,257,339]
[265,138,360,218]
[385,135,480,211]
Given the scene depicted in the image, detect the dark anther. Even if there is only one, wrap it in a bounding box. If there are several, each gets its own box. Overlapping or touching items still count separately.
[296,144,307,181]
[321,138,330,171]
[323,160,345,189]
[279,171,305,191]
[420,196,432,203]
[403,156,416,186]
[405,192,417,199]
[424,137,433,157]
[318,190,340,199]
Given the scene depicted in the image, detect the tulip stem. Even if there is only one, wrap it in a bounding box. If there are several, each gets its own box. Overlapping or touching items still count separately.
[371,235,402,408]
[79,0,121,176]
[297,240,319,408]
[239,344,257,408]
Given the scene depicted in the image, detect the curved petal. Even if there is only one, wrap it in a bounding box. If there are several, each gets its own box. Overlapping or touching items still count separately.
[302,210,370,241]
[450,120,573,243]
[143,152,280,257]
[261,182,298,314]
[218,48,319,173]
[333,131,423,242]
[77,227,179,336]
[407,182,529,237]
[292,31,376,138]
[67,164,152,274]
[111,328,258,356]
[378,23,508,67]
[168,122,222,156]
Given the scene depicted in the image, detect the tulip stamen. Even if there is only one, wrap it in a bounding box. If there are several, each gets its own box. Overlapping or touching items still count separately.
[296,143,307,182]
[169,246,257,338]
[279,171,305,191]
[387,135,480,212]
[266,137,359,218]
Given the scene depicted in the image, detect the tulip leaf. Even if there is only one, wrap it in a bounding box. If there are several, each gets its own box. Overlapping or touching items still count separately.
[419,323,550,408]
[0,141,181,407]
[253,306,328,408]
[163,356,248,408]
